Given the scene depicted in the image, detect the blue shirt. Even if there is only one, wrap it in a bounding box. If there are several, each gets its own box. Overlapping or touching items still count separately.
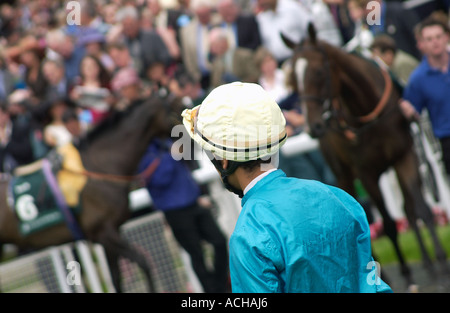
[404,55,450,139]
[137,138,200,211]
[229,170,392,293]
[64,46,85,85]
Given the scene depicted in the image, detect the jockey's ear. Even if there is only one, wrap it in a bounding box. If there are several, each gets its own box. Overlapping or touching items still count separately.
[307,22,317,45]
[280,33,296,50]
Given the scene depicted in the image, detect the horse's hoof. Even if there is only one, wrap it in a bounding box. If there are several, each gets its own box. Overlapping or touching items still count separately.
[407,284,419,293]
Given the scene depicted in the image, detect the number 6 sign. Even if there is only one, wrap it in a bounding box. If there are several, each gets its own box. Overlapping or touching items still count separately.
[16,194,39,221]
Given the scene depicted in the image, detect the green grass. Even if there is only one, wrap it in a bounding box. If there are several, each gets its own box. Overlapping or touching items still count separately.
[372,224,450,265]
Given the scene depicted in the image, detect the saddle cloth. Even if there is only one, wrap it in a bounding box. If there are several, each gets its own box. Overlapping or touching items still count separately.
[12,143,87,236]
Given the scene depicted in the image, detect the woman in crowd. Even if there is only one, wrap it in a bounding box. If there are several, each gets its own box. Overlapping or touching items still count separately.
[69,54,113,127]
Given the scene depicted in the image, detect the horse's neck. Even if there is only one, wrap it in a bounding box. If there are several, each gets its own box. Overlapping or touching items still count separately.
[330,47,383,116]
[80,102,167,176]
[81,129,148,176]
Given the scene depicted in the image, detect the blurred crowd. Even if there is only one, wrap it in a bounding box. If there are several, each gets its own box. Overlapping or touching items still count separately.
[0,0,448,174]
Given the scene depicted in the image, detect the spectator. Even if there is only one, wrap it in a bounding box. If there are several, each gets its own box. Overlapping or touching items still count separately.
[370,34,419,87]
[106,41,138,73]
[111,67,149,110]
[216,0,262,51]
[323,0,355,45]
[101,2,120,26]
[302,0,343,46]
[115,5,172,77]
[255,47,290,103]
[401,16,450,179]
[0,102,12,172]
[43,98,73,148]
[42,58,69,102]
[70,54,113,126]
[78,28,115,73]
[138,137,229,293]
[366,0,421,60]
[16,45,48,100]
[208,27,259,88]
[169,69,206,107]
[4,89,48,170]
[255,0,312,65]
[78,0,111,35]
[62,107,84,147]
[179,0,221,89]
[166,0,195,46]
[344,0,373,57]
[145,0,182,62]
[0,50,15,102]
[145,61,172,96]
[45,29,86,85]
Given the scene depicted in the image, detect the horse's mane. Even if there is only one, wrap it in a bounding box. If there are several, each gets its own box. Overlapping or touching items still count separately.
[77,98,153,150]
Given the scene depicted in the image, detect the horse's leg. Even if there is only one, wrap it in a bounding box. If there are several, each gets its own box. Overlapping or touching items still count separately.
[394,149,448,274]
[97,224,155,293]
[358,173,414,288]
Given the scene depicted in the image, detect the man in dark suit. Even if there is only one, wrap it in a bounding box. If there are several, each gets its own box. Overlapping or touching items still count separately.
[116,6,172,77]
[208,27,259,88]
[367,0,421,60]
[217,0,262,51]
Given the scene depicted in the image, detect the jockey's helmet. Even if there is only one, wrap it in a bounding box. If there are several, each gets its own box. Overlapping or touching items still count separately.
[181,82,287,162]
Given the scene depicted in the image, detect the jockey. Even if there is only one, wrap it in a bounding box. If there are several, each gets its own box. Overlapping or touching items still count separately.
[181,82,392,293]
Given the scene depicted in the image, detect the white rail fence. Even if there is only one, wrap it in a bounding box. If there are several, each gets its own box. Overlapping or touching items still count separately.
[0,212,198,293]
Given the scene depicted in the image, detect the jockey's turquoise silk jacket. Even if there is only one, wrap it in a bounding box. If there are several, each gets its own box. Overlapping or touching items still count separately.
[229,170,392,293]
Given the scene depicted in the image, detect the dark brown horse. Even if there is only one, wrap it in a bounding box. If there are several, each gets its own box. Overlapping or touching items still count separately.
[0,94,177,292]
[282,24,448,289]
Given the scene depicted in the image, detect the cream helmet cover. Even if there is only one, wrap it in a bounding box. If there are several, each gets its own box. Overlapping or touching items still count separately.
[181,82,288,161]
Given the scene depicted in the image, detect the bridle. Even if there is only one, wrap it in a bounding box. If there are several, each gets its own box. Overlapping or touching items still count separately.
[294,44,335,126]
[294,44,393,140]
[62,157,161,184]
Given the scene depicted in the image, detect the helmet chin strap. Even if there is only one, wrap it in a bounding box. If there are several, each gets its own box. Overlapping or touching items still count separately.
[210,158,244,198]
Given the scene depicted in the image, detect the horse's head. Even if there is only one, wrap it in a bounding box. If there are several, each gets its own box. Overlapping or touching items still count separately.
[282,23,339,138]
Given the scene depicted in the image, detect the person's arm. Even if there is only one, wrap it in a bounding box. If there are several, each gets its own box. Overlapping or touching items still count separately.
[229,202,285,293]
[138,146,174,188]
[230,232,282,292]
[401,75,424,120]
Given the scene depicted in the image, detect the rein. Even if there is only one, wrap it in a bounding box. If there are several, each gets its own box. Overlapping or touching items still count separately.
[357,65,393,123]
[66,157,161,184]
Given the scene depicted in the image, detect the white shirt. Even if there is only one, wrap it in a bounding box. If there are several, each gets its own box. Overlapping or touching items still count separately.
[257,0,312,62]
[344,21,374,58]
[259,69,290,103]
[243,169,277,195]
